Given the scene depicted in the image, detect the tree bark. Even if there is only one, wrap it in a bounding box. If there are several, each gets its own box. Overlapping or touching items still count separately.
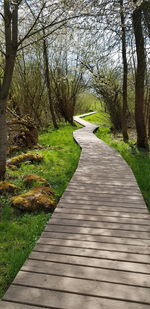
[43,37,58,129]
[0,100,7,180]
[132,6,148,149]
[0,1,18,179]
[120,0,129,142]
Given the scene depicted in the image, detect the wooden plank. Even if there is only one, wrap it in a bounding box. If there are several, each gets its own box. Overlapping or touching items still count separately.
[34,243,150,263]
[28,251,150,273]
[62,192,144,203]
[59,199,146,208]
[70,179,139,187]
[22,260,150,287]
[55,207,150,218]
[53,212,150,225]
[66,187,142,196]
[41,232,150,247]
[13,271,150,303]
[37,237,150,254]
[0,302,44,309]
[72,176,137,183]
[4,285,150,309]
[45,224,150,240]
[45,223,150,239]
[67,180,140,187]
[57,203,149,213]
[49,218,150,232]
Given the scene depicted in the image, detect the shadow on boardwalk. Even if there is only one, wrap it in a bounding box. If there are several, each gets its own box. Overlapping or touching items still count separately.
[1,112,150,309]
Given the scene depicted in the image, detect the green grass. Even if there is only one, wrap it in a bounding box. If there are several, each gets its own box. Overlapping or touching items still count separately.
[0,122,80,298]
[83,112,150,211]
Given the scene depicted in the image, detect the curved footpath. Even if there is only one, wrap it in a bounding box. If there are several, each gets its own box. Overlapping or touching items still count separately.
[1,112,150,309]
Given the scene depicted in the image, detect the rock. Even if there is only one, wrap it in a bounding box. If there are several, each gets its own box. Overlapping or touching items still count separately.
[7,153,43,167]
[0,181,19,194]
[11,186,56,212]
[23,174,49,187]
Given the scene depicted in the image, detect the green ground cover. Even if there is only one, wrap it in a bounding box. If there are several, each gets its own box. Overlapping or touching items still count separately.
[84,112,150,211]
[0,123,80,298]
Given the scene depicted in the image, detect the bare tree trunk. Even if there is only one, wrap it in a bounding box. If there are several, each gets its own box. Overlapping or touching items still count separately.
[43,37,58,129]
[133,5,148,149]
[0,1,18,179]
[148,113,150,138]
[120,0,129,142]
[0,100,7,180]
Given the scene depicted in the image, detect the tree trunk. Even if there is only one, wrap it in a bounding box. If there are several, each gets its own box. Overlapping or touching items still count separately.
[0,54,16,180]
[148,113,150,138]
[0,1,18,179]
[43,38,58,129]
[120,0,129,142]
[133,6,148,149]
[0,100,7,180]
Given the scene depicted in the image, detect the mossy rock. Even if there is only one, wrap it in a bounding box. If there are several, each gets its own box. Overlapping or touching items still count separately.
[7,153,43,167]
[23,174,49,187]
[11,186,56,212]
[0,181,19,194]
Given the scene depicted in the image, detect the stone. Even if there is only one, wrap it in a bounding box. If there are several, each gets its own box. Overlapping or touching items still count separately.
[0,182,19,194]
[11,186,56,212]
[7,153,43,167]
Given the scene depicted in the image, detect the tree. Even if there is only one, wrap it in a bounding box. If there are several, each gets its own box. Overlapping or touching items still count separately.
[119,0,129,141]
[133,1,149,149]
[0,0,19,179]
[42,31,58,129]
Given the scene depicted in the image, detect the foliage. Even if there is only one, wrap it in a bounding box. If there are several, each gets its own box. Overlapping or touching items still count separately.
[75,92,102,114]
[92,69,123,131]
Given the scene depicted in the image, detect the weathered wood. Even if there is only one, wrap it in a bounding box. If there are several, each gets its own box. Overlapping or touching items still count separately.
[48,218,150,232]
[12,271,150,303]
[22,260,150,287]
[0,302,44,309]
[28,251,150,273]
[38,236,150,252]
[1,112,150,308]
[58,203,149,213]
[45,224,150,239]
[59,198,146,208]
[40,232,150,247]
[33,244,150,263]
[3,285,150,309]
[55,207,150,218]
[53,212,150,225]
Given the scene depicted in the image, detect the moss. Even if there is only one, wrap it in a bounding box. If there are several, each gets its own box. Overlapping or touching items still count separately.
[0,182,19,194]
[8,165,18,170]
[7,153,43,167]
[11,186,56,212]
[23,174,49,187]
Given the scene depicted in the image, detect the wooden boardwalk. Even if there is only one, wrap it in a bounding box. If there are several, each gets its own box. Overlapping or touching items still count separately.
[1,112,150,309]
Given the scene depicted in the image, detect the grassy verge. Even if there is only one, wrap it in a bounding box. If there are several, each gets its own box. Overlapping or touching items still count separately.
[0,123,80,298]
[83,112,150,211]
